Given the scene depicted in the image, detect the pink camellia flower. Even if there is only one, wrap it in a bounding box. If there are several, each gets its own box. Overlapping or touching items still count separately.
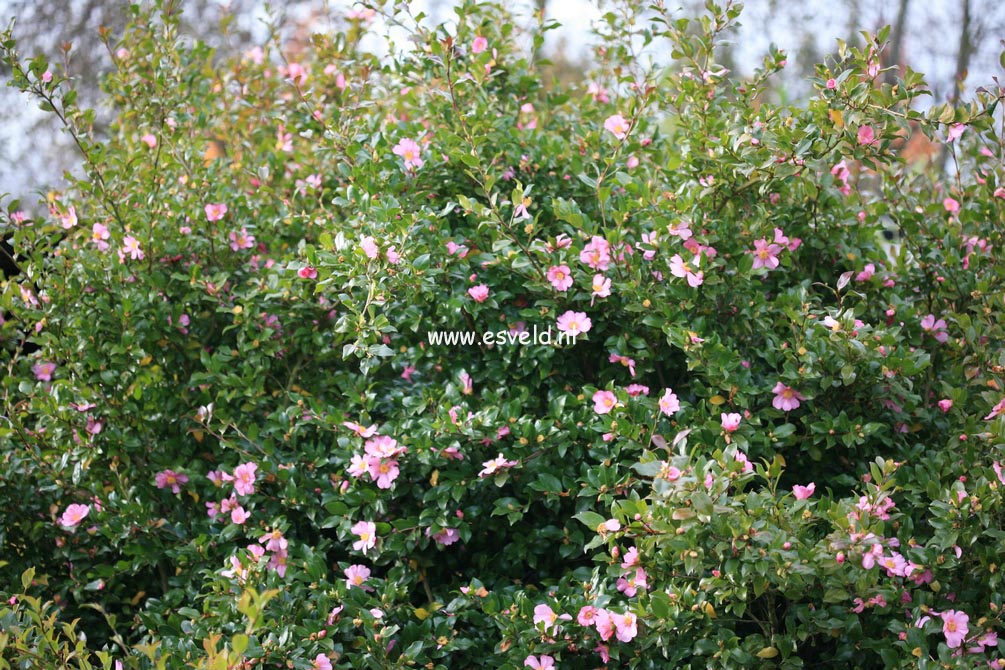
[232,462,258,496]
[33,362,56,381]
[591,274,612,301]
[751,238,783,270]
[59,206,77,229]
[941,609,969,649]
[230,506,250,524]
[345,564,373,591]
[260,529,288,553]
[297,266,317,279]
[857,125,877,145]
[366,457,400,489]
[943,197,960,214]
[920,314,949,343]
[604,114,629,139]
[60,503,90,528]
[228,228,255,251]
[524,655,555,670]
[580,236,611,270]
[204,203,228,221]
[426,526,460,546]
[626,384,650,397]
[351,520,377,554]
[286,62,308,86]
[344,421,377,438]
[471,36,488,54]
[658,388,680,416]
[312,654,333,670]
[938,399,953,413]
[616,567,648,597]
[947,123,966,142]
[793,483,816,500]
[468,284,490,303]
[721,412,741,433]
[592,390,618,415]
[587,81,610,103]
[669,254,703,287]
[41,70,53,83]
[594,608,615,641]
[772,382,804,411]
[985,397,1005,421]
[611,610,639,642]
[532,603,570,631]
[855,263,875,282]
[393,138,424,170]
[556,310,592,337]
[155,470,189,494]
[578,605,598,626]
[478,453,518,478]
[826,78,837,89]
[141,134,157,148]
[91,223,110,251]
[546,265,574,291]
[121,235,144,260]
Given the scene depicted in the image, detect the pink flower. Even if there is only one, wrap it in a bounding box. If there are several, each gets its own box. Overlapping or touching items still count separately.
[556,310,592,337]
[792,483,815,500]
[592,390,618,414]
[471,36,488,54]
[857,125,876,145]
[658,388,680,416]
[532,604,570,632]
[587,81,610,103]
[594,608,615,640]
[228,228,255,251]
[155,470,189,494]
[312,654,333,670]
[232,462,258,496]
[33,362,56,381]
[616,567,648,597]
[626,384,650,397]
[947,123,966,142]
[943,197,960,214]
[855,263,875,282]
[41,70,53,83]
[940,609,969,649]
[351,520,377,554]
[580,236,611,270]
[393,138,424,170]
[669,254,703,287]
[141,134,157,148]
[59,206,77,229]
[546,265,574,291]
[345,564,373,590]
[751,238,783,270]
[230,506,250,524]
[286,62,308,86]
[426,527,460,545]
[826,78,837,89]
[468,284,490,302]
[721,412,741,433]
[610,610,639,642]
[985,397,1005,421]
[772,382,804,411]
[344,421,377,438]
[366,457,400,489]
[577,605,598,626]
[360,235,379,259]
[609,353,636,376]
[204,203,228,221]
[591,274,612,300]
[60,503,90,528]
[90,223,110,251]
[938,399,953,413]
[298,266,318,279]
[524,655,555,670]
[479,453,518,477]
[920,314,949,343]
[604,114,629,139]
[121,235,144,261]
[260,529,288,553]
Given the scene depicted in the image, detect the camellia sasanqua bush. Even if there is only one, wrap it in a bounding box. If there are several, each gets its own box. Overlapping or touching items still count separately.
[2,0,1005,668]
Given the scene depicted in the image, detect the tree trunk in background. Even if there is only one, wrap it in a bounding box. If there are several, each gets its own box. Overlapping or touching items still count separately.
[951,0,973,101]
[883,0,911,86]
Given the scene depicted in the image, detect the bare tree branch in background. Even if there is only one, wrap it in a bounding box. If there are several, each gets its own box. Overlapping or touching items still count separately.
[883,0,911,86]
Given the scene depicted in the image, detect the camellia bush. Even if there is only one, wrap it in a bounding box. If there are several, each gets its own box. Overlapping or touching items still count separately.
[2,0,1005,668]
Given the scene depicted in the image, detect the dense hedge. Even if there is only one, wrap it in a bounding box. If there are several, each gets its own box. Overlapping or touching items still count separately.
[2,1,1005,669]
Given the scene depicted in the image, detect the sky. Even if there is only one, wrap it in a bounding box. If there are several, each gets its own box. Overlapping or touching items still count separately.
[1,0,1003,204]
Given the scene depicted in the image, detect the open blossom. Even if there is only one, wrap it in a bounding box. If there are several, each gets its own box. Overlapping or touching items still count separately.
[60,503,90,528]
[345,564,373,591]
[344,421,377,438]
[580,236,611,270]
[230,506,250,524]
[920,314,949,343]
[312,654,333,670]
[59,206,77,229]
[857,125,877,145]
[669,254,703,287]
[604,114,629,139]
[360,235,380,259]
[985,397,1005,421]
[366,456,400,489]
[426,526,460,545]
[471,36,489,54]
[121,235,144,260]
[658,388,680,416]
[591,274,612,301]
[393,138,424,170]
[609,353,636,376]
[229,228,255,251]
[616,567,648,597]
[205,203,227,221]
[33,362,56,381]
[468,284,490,303]
[610,610,639,642]
[524,655,555,670]
[556,310,592,337]
[155,469,189,494]
[297,266,317,279]
[592,390,618,414]
[941,610,969,649]
[578,605,598,626]
[91,223,110,250]
[351,520,377,554]
[479,453,518,477]
[232,462,258,496]
[772,382,804,411]
[532,604,571,632]
[751,238,783,270]
[546,265,573,291]
[792,483,815,500]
